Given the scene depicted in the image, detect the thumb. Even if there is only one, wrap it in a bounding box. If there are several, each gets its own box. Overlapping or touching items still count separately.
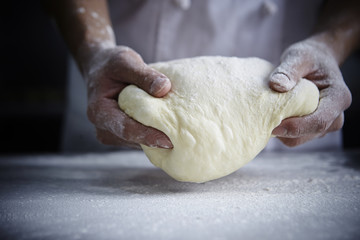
[136,65,172,98]
[112,47,171,97]
[269,51,313,93]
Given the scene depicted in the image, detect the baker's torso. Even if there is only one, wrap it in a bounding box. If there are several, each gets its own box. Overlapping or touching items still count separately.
[62,0,342,152]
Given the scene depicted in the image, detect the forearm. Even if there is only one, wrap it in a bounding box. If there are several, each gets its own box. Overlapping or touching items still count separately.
[44,0,116,72]
[311,0,360,65]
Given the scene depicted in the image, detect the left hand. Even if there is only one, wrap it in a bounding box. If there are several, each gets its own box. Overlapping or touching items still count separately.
[269,38,352,147]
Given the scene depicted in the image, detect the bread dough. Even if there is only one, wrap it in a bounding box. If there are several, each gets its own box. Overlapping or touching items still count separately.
[118,57,319,183]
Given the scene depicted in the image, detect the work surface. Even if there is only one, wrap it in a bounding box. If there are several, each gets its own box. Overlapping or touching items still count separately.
[0,151,359,240]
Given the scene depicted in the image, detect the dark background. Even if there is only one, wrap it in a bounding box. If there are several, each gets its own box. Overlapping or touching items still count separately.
[0,1,359,154]
[0,1,67,153]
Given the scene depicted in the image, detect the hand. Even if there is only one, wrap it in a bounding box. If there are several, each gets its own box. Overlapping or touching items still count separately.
[269,38,352,147]
[83,46,173,149]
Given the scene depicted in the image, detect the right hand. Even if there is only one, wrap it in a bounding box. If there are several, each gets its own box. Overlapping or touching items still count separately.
[83,46,173,149]
[269,38,351,147]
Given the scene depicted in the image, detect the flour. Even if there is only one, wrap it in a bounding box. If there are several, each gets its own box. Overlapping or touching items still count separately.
[77,7,85,14]
[91,11,99,19]
[1,151,359,239]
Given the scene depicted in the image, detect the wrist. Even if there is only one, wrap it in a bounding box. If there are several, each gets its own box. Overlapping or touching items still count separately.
[76,39,116,77]
[310,27,360,66]
[312,2,360,65]
[307,32,345,65]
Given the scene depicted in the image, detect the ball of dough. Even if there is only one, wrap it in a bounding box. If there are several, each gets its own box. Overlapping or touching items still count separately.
[118,57,319,183]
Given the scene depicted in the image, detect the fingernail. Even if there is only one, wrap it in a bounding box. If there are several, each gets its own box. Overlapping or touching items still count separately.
[157,136,173,149]
[272,126,287,136]
[270,73,293,92]
[150,76,170,95]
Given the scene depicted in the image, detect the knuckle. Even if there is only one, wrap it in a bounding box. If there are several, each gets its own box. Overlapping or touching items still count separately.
[116,46,140,59]
[282,44,309,62]
[314,118,329,133]
[121,127,131,141]
[86,99,104,125]
[105,47,143,78]
[286,121,303,137]
[121,120,135,141]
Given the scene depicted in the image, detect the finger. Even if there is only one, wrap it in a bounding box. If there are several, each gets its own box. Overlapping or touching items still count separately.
[272,75,350,138]
[272,96,343,139]
[111,47,171,97]
[95,128,142,149]
[137,66,171,97]
[88,98,173,149]
[276,113,344,147]
[271,110,334,139]
[276,134,318,147]
[122,118,174,149]
[269,49,314,92]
